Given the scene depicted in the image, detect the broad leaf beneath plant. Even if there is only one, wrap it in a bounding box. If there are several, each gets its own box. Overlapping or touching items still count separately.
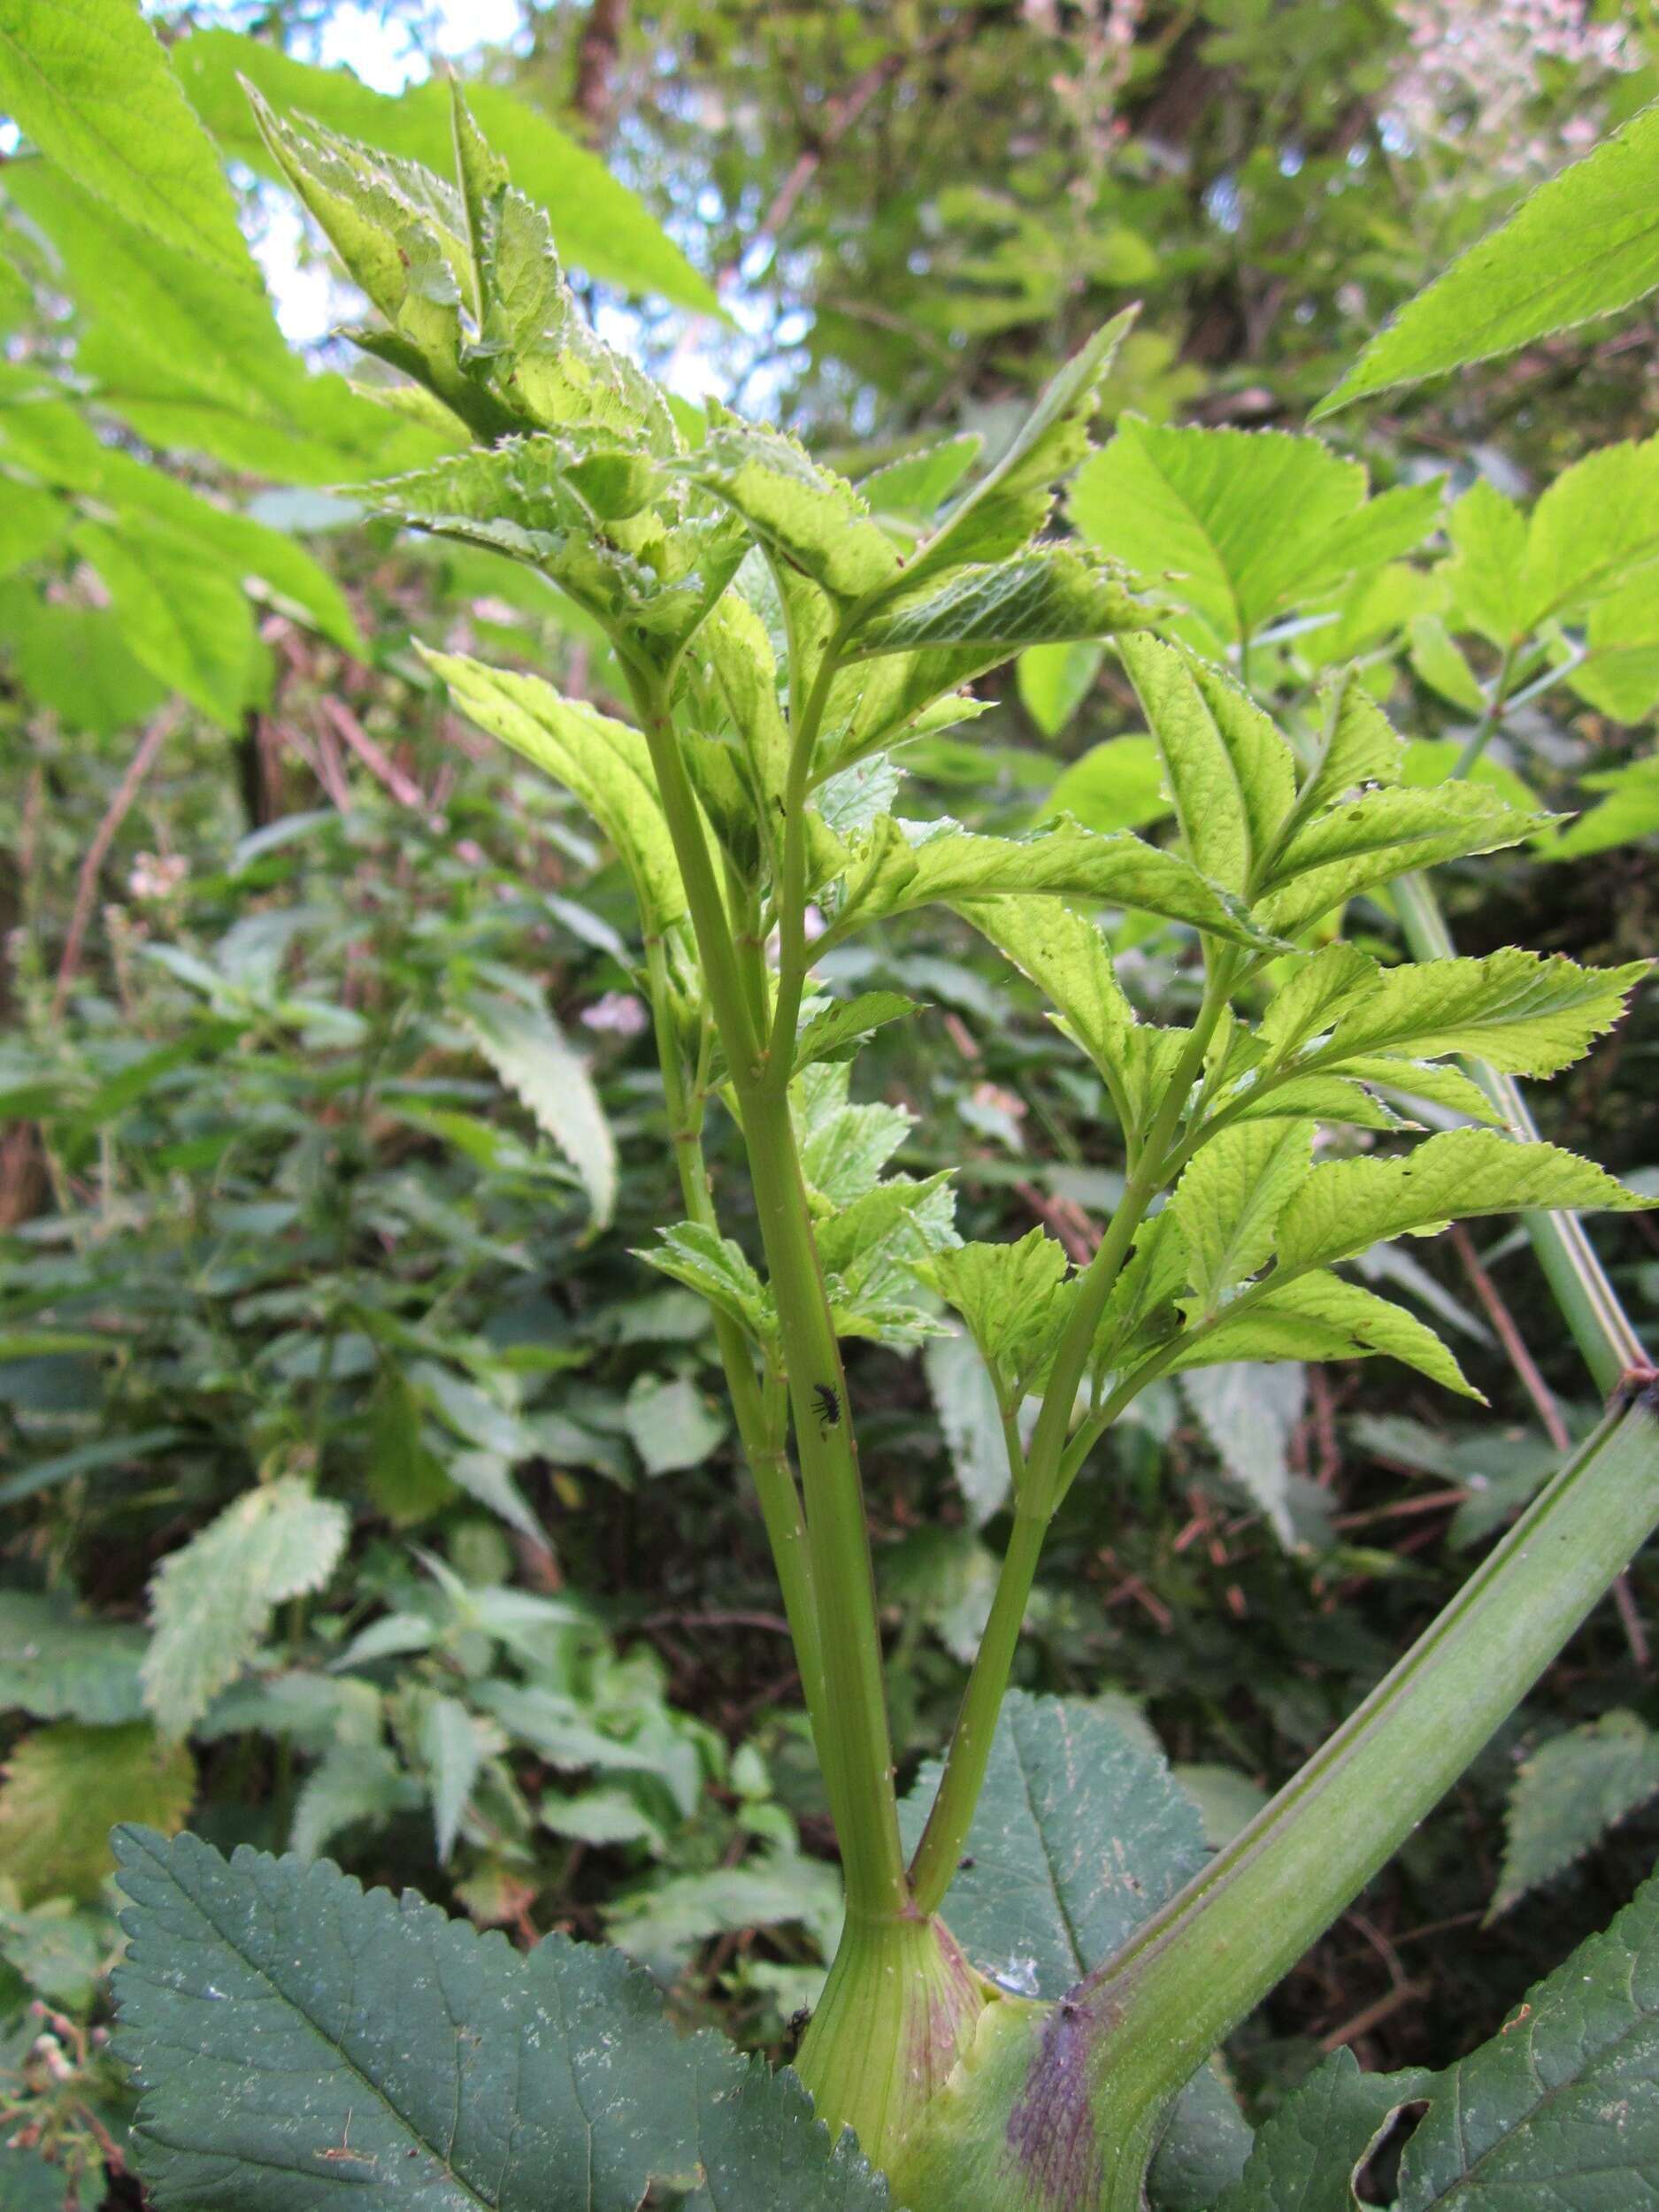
[113,1826,890,2212]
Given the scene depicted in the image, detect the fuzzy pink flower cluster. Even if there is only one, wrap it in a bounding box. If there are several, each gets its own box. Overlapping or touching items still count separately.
[1386,0,1636,174]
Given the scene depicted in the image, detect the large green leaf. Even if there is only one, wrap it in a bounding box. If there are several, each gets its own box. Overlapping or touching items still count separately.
[0,0,257,283]
[5,160,451,484]
[1276,1129,1652,1276]
[173,29,718,313]
[1172,1272,1480,1402]
[1171,1120,1313,1313]
[1256,784,1550,936]
[1226,1858,1659,2207]
[112,1826,890,2211]
[1071,420,1440,644]
[694,409,901,599]
[142,1481,349,1739]
[917,1230,1074,1400]
[849,546,1156,658]
[1318,102,1659,416]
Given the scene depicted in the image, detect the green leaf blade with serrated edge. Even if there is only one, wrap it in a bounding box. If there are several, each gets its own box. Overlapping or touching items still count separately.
[641,1223,772,1340]
[849,547,1159,660]
[0,0,258,286]
[142,1481,349,1740]
[466,992,617,1231]
[831,820,1277,953]
[1256,785,1552,936]
[1118,635,1296,897]
[1215,2047,1432,2212]
[422,650,686,932]
[1171,1120,1314,1314]
[793,992,919,1073]
[918,1229,1073,1395]
[1493,1712,1659,1918]
[1312,949,1649,1081]
[693,409,900,601]
[1277,1129,1654,1278]
[1174,1272,1482,1402]
[1394,1858,1659,2207]
[111,1826,888,2212]
[1317,103,1659,417]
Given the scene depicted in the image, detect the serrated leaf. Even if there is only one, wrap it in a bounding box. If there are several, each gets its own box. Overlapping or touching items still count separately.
[1256,942,1381,1064]
[1289,666,1406,827]
[918,1228,1074,1397]
[422,1693,487,1864]
[849,547,1157,659]
[180,29,718,312]
[1395,1859,1659,2207]
[1072,419,1440,644]
[1318,103,1659,415]
[857,434,983,520]
[142,1481,349,1739]
[898,311,1134,590]
[425,651,685,931]
[292,1740,419,1862]
[1118,634,1297,895]
[957,896,1140,1113]
[112,1826,890,2212]
[466,992,617,1231]
[828,818,1273,953]
[793,991,919,1073]
[0,1723,193,1903]
[899,1691,1209,1998]
[1277,1129,1653,1277]
[1493,1712,1659,1918]
[0,1590,147,1724]
[1171,1120,1314,1313]
[1256,784,1549,936]
[694,408,900,599]
[641,1224,772,1340]
[1310,949,1647,1080]
[1175,1272,1481,1400]
[1215,2046,1431,2212]
[794,1063,915,1207]
[0,0,257,284]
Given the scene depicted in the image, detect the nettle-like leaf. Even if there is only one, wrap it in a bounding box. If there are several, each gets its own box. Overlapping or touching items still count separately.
[421,649,687,931]
[1172,1272,1480,1402]
[1222,1858,1659,2208]
[856,434,984,526]
[641,1223,774,1342]
[848,546,1158,660]
[694,406,902,601]
[1492,1711,1659,1918]
[1171,1119,1313,1316]
[142,1480,349,1740]
[1118,634,1296,897]
[0,0,258,285]
[112,1827,891,2212]
[793,991,920,1073]
[1318,100,1659,415]
[1071,419,1441,646]
[465,990,618,1232]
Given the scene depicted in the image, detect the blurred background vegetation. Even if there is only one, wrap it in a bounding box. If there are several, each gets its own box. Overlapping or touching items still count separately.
[2,3,1658,2201]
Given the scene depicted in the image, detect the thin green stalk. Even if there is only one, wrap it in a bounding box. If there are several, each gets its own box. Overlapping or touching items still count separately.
[642,939,829,1746]
[909,962,1237,1910]
[1068,1385,1659,2210]
[766,636,846,1083]
[634,680,906,1919]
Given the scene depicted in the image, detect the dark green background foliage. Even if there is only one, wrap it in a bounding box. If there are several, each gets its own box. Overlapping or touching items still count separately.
[1,3,1657,2205]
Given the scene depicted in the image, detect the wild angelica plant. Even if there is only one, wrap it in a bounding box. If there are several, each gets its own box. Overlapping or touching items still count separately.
[104,78,1659,2212]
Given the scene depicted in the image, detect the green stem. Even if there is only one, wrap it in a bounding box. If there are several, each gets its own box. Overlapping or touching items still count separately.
[643,940,829,1743]
[909,962,1237,1910]
[634,680,905,1920]
[766,637,845,1082]
[1066,1385,1659,2209]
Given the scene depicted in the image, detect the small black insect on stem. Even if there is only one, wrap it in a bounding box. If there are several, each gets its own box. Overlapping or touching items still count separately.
[813,1381,841,1436]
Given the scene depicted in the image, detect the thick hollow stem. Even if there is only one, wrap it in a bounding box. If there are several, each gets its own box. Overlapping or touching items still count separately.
[1065,1386,1659,2209]
[795,1910,988,2178]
